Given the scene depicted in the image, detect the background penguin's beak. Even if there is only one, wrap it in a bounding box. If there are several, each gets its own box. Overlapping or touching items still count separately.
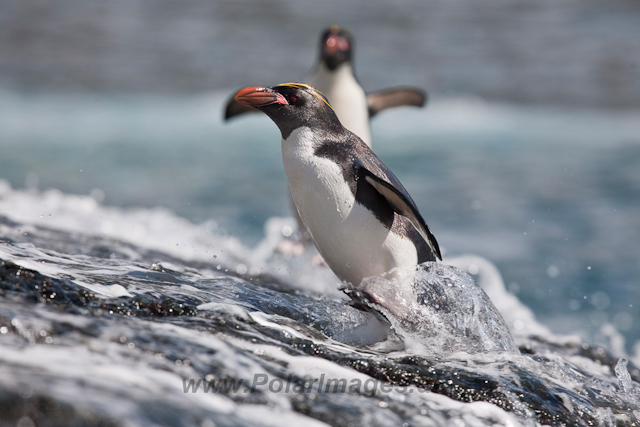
[322,32,350,69]
[234,86,289,108]
[325,34,350,55]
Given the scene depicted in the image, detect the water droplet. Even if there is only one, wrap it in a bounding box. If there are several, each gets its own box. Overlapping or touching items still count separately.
[513,319,524,330]
[236,263,248,275]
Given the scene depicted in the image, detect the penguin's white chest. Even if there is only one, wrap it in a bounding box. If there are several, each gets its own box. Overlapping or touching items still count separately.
[307,64,371,147]
[282,128,418,286]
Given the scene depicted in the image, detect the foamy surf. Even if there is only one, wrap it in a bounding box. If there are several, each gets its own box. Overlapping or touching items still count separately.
[1,182,639,425]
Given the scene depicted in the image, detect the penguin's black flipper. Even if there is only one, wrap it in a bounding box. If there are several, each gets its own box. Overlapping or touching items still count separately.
[366,87,427,118]
[354,157,441,260]
[224,98,261,121]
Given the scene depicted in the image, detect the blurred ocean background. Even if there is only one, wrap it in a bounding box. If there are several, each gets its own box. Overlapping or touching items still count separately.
[1,0,640,425]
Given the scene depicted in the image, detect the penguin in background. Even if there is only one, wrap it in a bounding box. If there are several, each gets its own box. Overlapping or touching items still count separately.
[225,26,427,147]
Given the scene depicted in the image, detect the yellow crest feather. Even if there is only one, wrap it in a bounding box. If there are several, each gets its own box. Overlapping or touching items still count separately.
[276,83,334,110]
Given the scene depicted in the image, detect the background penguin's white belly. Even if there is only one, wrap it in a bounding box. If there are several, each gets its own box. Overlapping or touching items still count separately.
[308,64,372,147]
[282,128,418,286]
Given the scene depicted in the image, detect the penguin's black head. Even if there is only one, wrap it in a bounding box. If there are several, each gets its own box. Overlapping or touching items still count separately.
[234,83,342,139]
[319,26,353,71]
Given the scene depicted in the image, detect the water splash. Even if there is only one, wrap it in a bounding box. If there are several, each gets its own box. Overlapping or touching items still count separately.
[354,263,519,355]
[615,358,640,407]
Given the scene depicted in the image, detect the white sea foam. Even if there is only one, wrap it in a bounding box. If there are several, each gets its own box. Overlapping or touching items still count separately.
[0,180,241,263]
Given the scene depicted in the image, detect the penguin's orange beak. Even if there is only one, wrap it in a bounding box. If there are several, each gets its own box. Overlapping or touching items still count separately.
[234,86,289,108]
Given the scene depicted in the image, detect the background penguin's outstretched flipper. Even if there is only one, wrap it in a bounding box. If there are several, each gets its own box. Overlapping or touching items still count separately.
[366,87,427,118]
[224,97,261,120]
[354,157,441,260]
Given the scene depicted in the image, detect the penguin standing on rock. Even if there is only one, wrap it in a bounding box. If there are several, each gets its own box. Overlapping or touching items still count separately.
[234,83,440,287]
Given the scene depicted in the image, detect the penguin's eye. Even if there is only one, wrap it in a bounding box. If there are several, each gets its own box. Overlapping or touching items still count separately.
[289,95,298,104]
